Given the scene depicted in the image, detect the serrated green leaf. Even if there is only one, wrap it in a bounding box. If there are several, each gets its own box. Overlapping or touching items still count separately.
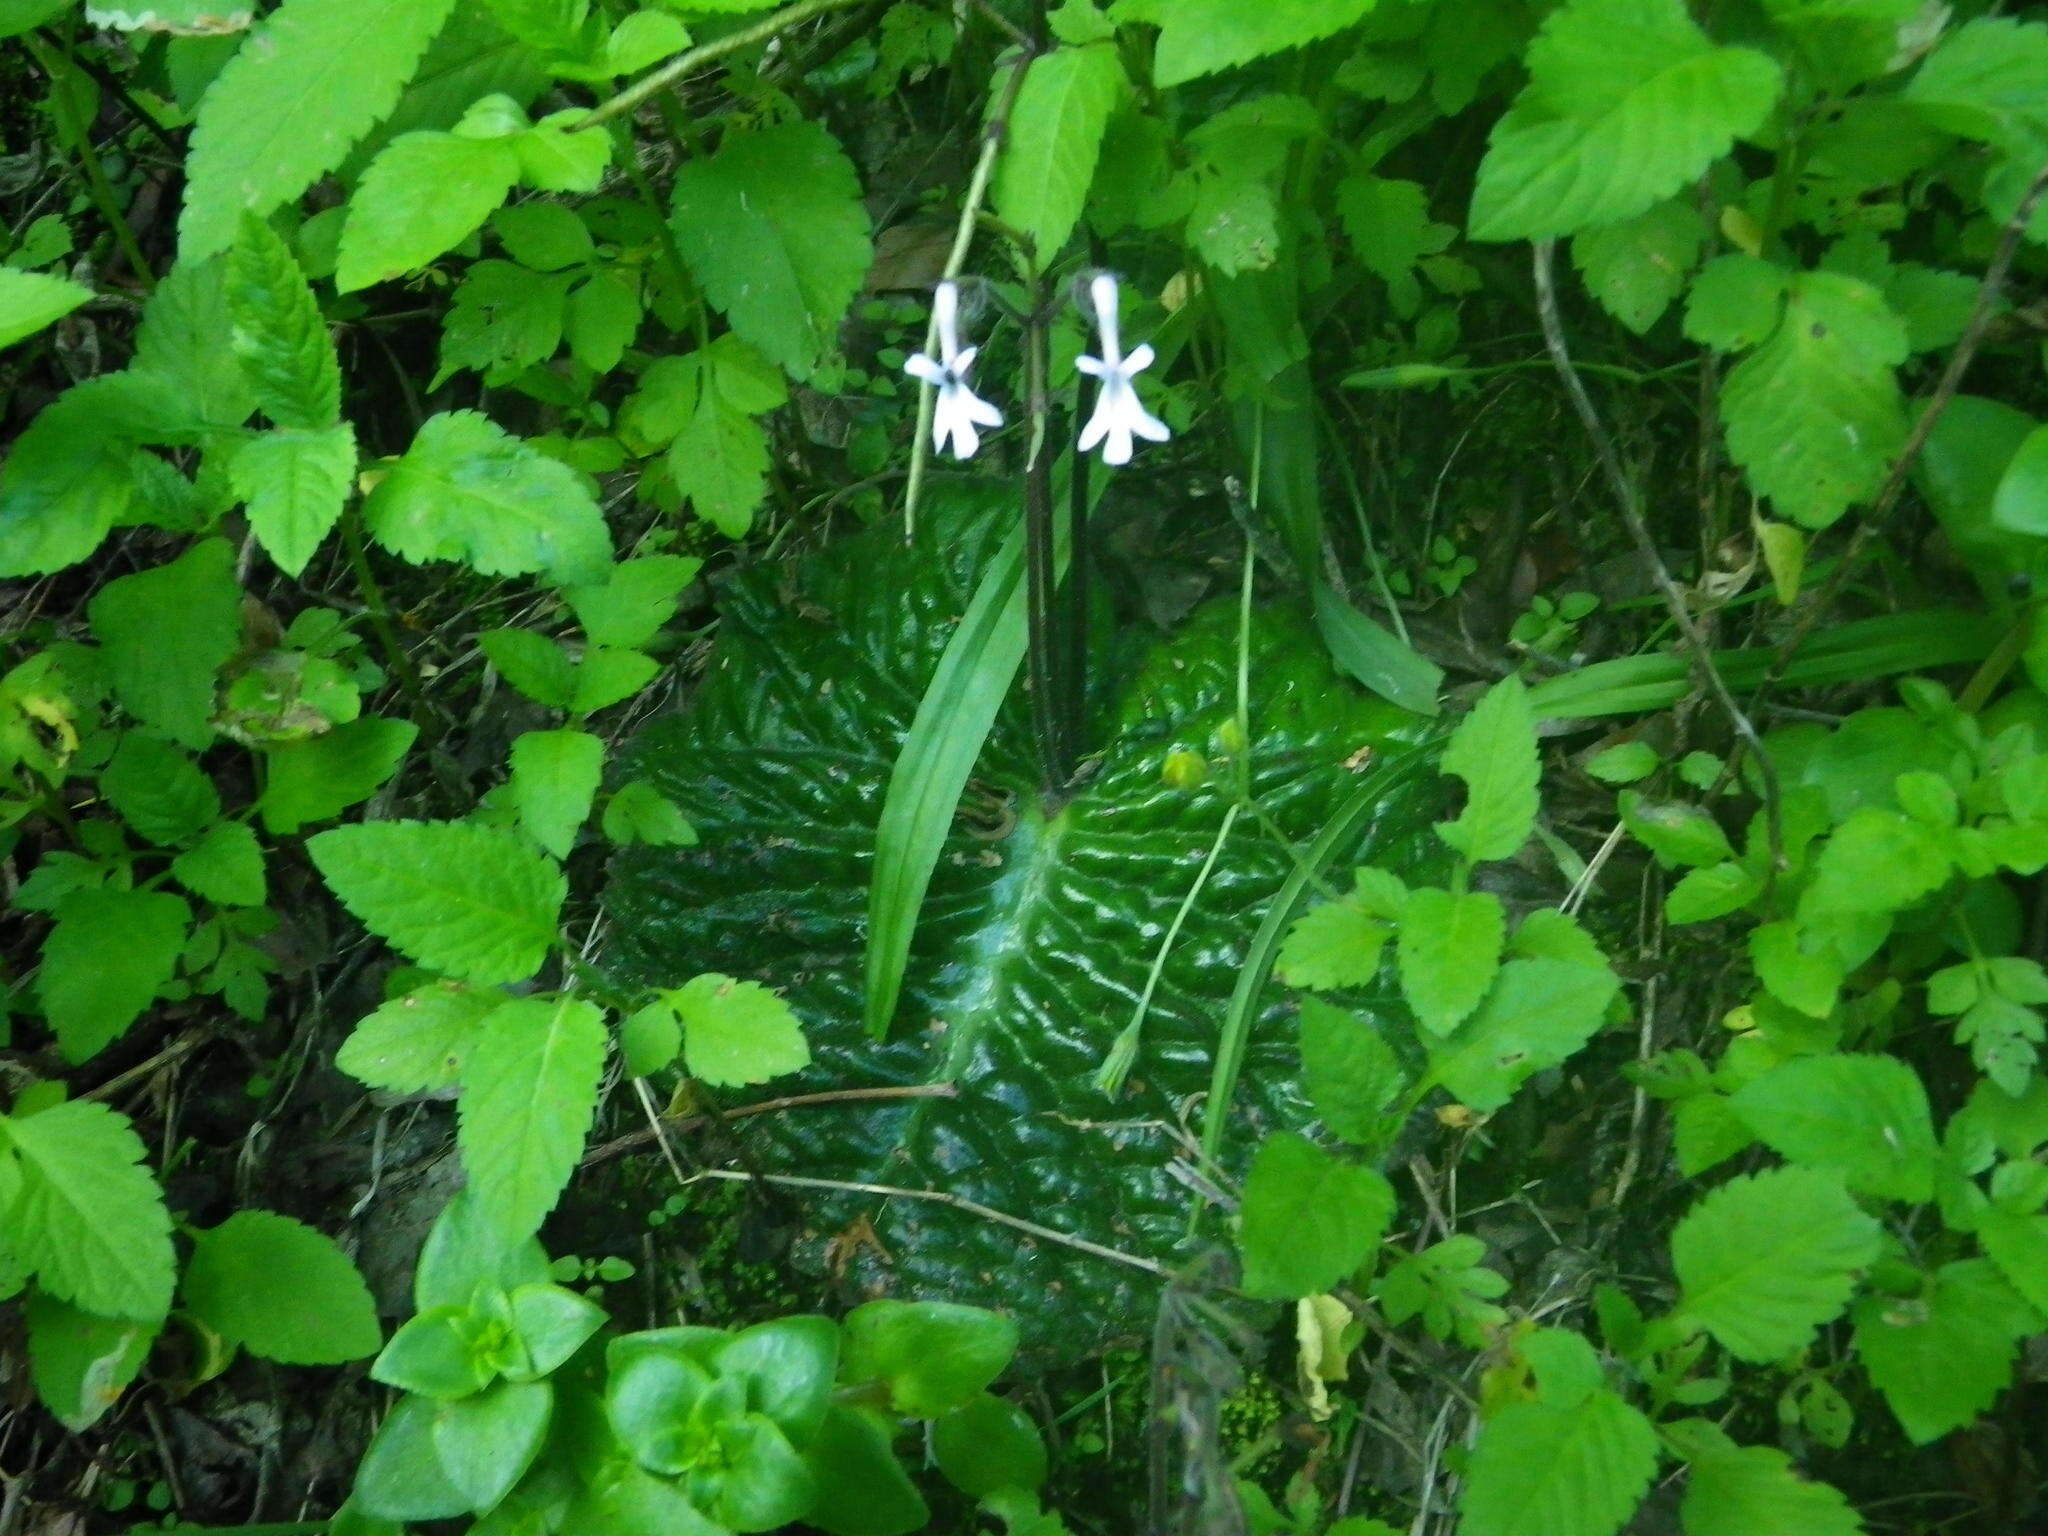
[565,555,701,651]
[602,781,697,848]
[88,538,242,748]
[1851,1259,2038,1444]
[667,395,768,538]
[1238,1131,1394,1300]
[338,979,499,1093]
[182,1210,382,1364]
[1426,956,1620,1112]
[1397,886,1505,1036]
[171,820,267,907]
[1299,996,1406,1145]
[1460,1349,1657,1536]
[99,733,219,844]
[1110,0,1378,87]
[457,994,607,1243]
[664,972,809,1088]
[1797,805,1950,920]
[1672,1167,1881,1362]
[308,819,565,984]
[1979,1205,2048,1313]
[39,889,190,1062]
[257,715,418,833]
[668,118,871,380]
[619,1000,681,1076]
[1683,253,1788,351]
[0,267,91,350]
[1673,1421,1861,1536]
[1572,199,1704,334]
[993,41,1124,260]
[1,1099,175,1319]
[180,0,458,256]
[1721,270,1908,529]
[509,728,603,858]
[132,254,258,428]
[228,212,339,428]
[1730,1053,1937,1201]
[1335,173,1455,302]
[1902,16,2048,146]
[434,258,572,386]
[231,423,357,577]
[1468,0,1781,241]
[1279,901,1392,990]
[337,131,520,292]
[565,269,642,374]
[515,109,610,193]
[481,628,576,709]
[363,410,611,584]
[570,646,659,715]
[1435,675,1537,862]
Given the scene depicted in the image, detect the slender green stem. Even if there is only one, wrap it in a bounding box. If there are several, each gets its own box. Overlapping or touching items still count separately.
[903,46,1036,538]
[572,0,870,131]
[1022,282,1069,791]
[1096,801,1242,1096]
[338,513,430,719]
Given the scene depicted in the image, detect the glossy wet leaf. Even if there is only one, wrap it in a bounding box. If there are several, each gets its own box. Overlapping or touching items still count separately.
[604,489,1437,1348]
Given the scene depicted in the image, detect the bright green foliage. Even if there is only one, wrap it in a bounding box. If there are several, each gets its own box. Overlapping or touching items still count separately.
[1459,1330,1657,1536]
[24,1293,156,1432]
[565,555,701,650]
[1730,1055,1938,1202]
[1237,1131,1394,1299]
[228,213,341,430]
[1298,996,1406,1145]
[0,268,91,349]
[257,716,417,833]
[100,734,219,844]
[457,995,608,1243]
[1719,272,1909,528]
[1572,200,1704,334]
[1279,900,1391,989]
[1468,0,1781,241]
[1672,1168,1881,1362]
[841,1299,1018,1419]
[660,972,811,1088]
[232,425,358,578]
[1851,1260,2040,1443]
[307,819,566,984]
[39,889,190,1061]
[1902,17,2048,147]
[181,1211,382,1364]
[363,410,611,584]
[508,728,603,858]
[1336,175,1455,312]
[995,41,1125,261]
[172,821,268,907]
[1111,0,1379,87]
[0,1100,175,1320]
[668,119,872,381]
[1374,1235,1508,1347]
[1434,674,1537,863]
[1426,956,1619,1112]
[180,0,457,256]
[337,980,500,1094]
[933,1394,1047,1499]
[88,538,243,748]
[338,131,521,292]
[1672,1421,1860,1536]
[1396,887,1504,1036]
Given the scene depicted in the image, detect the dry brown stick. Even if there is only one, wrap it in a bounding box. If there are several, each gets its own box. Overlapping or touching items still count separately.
[579,1082,956,1167]
[1753,154,2048,702]
[1532,238,1786,869]
[673,1165,1172,1278]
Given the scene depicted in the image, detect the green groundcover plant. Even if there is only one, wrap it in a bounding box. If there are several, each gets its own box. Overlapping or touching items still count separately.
[6,0,2048,1532]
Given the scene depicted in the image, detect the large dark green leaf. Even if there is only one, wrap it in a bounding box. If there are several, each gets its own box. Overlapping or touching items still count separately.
[604,486,1439,1352]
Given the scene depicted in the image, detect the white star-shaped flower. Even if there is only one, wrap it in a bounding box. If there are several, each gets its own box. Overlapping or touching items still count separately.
[1076,272,1169,467]
[903,279,1003,460]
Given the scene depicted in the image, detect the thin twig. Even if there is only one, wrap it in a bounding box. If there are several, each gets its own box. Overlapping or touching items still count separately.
[570,0,870,131]
[579,1083,956,1166]
[1531,239,1784,870]
[1755,154,2048,701]
[674,1166,1173,1277]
